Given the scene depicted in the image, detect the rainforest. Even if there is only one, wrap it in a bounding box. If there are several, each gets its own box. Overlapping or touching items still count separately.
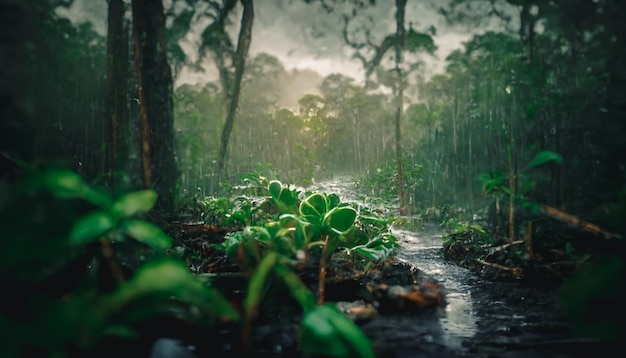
[1,0,624,357]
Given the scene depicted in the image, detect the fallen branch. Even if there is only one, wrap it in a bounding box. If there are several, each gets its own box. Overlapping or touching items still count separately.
[539,204,619,240]
[475,258,523,278]
[487,240,525,254]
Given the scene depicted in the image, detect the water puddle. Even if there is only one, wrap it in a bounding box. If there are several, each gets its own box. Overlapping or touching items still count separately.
[393,228,478,348]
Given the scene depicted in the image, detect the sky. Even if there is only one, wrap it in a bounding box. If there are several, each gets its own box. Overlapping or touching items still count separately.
[56,0,508,89]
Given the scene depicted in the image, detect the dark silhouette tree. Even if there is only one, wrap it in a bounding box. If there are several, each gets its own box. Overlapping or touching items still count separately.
[105,0,130,188]
[216,0,254,184]
[132,0,178,217]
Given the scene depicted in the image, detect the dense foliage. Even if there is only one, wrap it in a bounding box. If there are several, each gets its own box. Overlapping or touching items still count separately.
[2,0,625,355]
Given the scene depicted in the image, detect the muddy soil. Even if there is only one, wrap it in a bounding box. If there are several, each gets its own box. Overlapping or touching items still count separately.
[146,179,622,357]
[142,225,614,358]
[356,228,617,358]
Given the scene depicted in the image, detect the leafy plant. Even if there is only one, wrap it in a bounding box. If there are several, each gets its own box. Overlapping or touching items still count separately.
[216,179,398,356]
[478,150,563,240]
[0,167,239,356]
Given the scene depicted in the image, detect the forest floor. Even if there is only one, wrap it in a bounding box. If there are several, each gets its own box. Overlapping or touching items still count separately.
[145,219,624,358]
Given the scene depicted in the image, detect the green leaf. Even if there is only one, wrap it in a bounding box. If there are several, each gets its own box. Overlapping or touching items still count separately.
[300,193,328,218]
[279,187,299,207]
[274,264,317,310]
[113,190,157,218]
[280,214,309,249]
[247,226,271,242]
[69,211,115,245]
[301,304,374,358]
[220,232,246,257]
[527,150,562,169]
[350,246,382,261]
[43,169,112,208]
[122,219,172,249]
[327,193,341,210]
[110,258,240,323]
[245,252,278,319]
[268,180,283,201]
[44,169,88,198]
[324,206,357,235]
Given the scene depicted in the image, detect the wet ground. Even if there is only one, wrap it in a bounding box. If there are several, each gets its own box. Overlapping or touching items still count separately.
[305,179,613,357]
[357,227,606,358]
[148,179,618,357]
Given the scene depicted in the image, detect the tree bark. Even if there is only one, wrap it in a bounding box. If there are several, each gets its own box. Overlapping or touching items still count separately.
[394,0,408,215]
[132,0,178,216]
[216,0,254,184]
[132,0,152,190]
[106,0,129,188]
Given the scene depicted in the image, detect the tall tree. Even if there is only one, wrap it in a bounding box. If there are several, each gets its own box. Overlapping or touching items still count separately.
[311,0,435,214]
[393,0,408,215]
[216,0,254,184]
[132,0,178,216]
[106,0,130,188]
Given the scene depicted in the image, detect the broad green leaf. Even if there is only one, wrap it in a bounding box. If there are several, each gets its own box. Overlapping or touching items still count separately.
[44,169,88,198]
[268,180,282,201]
[111,258,240,323]
[324,206,357,235]
[358,215,388,227]
[300,193,328,218]
[350,246,382,261]
[245,252,278,319]
[43,169,112,208]
[113,190,157,217]
[350,238,396,262]
[327,193,341,210]
[274,264,316,310]
[123,219,172,249]
[300,304,374,358]
[247,226,271,242]
[527,150,562,169]
[220,232,245,257]
[115,258,190,297]
[279,187,299,207]
[69,211,115,245]
[280,214,309,249]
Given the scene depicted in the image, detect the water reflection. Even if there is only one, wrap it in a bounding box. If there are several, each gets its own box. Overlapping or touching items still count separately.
[395,229,478,348]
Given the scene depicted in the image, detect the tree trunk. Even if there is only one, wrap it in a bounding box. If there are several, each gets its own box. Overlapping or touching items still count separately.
[106,0,129,189]
[132,0,152,191]
[216,0,254,184]
[132,0,178,216]
[394,0,408,215]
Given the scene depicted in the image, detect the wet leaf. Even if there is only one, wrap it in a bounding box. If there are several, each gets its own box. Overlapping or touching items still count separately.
[300,192,328,218]
[44,169,88,197]
[301,304,374,358]
[279,187,299,207]
[527,150,562,169]
[43,169,112,208]
[247,226,271,242]
[280,214,309,249]
[113,190,157,217]
[220,232,245,257]
[69,211,115,245]
[274,264,316,310]
[245,252,278,319]
[122,219,172,249]
[324,206,357,235]
[268,180,282,201]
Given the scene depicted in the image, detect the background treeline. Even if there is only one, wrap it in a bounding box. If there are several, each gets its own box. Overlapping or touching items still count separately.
[1,0,624,237]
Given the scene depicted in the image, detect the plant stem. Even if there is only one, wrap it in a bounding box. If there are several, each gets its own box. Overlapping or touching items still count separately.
[317,236,329,305]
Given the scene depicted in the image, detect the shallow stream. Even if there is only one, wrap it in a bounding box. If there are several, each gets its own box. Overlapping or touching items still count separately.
[309,178,592,357]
